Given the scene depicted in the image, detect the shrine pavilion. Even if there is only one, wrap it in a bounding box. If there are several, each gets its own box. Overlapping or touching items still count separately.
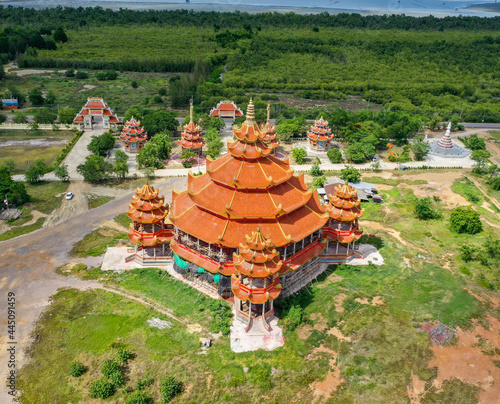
[178,102,205,155]
[121,101,365,332]
[262,104,279,153]
[73,97,121,130]
[209,100,244,119]
[307,117,334,151]
[120,116,147,153]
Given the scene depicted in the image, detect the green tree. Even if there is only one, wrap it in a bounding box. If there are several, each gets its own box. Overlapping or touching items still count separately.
[410,137,430,161]
[340,165,361,183]
[427,114,441,131]
[312,175,327,189]
[89,379,115,399]
[136,142,159,169]
[471,149,491,174]
[449,206,482,234]
[0,167,30,207]
[450,114,461,131]
[483,238,500,259]
[114,151,129,179]
[45,91,56,106]
[75,71,88,79]
[180,148,196,168]
[24,159,47,183]
[77,155,113,183]
[152,132,173,160]
[276,118,304,142]
[88,132,116,156]
[142,110,178,136]
[203,116,226,131]
[29,88,44,106]
[34,108,57,124]
[54,164,69,181]
[310,161,323,177]
[414,197,442,220]
[463,135,486,150]
[292,147,307,164]
[53,27,68,43]
[160,376,183,403]
[13,113,26,123]
[327,148,342,163]
[1,159,15,172]
[58,107,76,124]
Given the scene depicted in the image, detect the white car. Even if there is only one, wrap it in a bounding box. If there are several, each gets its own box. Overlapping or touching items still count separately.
[65,192,74,200]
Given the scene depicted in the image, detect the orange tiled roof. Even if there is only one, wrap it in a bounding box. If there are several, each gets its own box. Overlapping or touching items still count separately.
[307,116,333,142]
[262,104,279,148]
[121,116,148,143]
[127,183,169,224]
[178,102,205,150]
[231,276,282,304]
[209,100,244,117]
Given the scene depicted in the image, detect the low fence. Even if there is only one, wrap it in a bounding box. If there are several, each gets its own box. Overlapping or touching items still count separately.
[0,123,80,131]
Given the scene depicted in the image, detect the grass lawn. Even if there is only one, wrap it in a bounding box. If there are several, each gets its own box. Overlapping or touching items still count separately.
[17,173,500,403]
[0,130,75,174]
[0,217,45,241]
[71,227,128,258]
[85,194,115,209]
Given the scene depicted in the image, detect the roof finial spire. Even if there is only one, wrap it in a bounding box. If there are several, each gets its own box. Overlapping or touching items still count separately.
[189,99,194,123]
[244,97,256,125]
[267,104,271,122]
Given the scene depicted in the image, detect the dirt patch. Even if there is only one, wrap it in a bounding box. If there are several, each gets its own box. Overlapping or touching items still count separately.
[317,273,343,289]
[355,296,385,306]
[334,293,348,313]
[310,313,328,331]
[186,323,203,334]
[428,316,500,403]
[297,324,313,340]
[407,372,426,404]
[309,344,344,402]
[326,326,351,342]
[79,84,97,92]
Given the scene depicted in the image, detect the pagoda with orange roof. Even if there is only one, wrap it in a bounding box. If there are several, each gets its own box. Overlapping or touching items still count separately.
[120,116,148,153]
[178,102,205,155]
[322,182,364,258]
[73,97,121,130]
[170,99,329,323]
[127,183,175,264]
[307,117,333,151]
[232,228,286,330]
[262,104,279,153]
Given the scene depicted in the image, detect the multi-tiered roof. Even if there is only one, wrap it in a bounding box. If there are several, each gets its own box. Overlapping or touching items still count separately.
[120,116,148,152]
[323,182,364,244]
[73,97,120,124]
[178,102,205,151]
[127,183,173,247]
[209,100,244,118]
[262,104,279,150]
[170,99,329,273]
[231,228,285,304]
[307,117,333,148]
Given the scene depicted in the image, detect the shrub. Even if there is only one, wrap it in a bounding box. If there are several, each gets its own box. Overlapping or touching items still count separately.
[117,347,132,363]
[65,69,75,77]
[108,369,125,387]
[249,362,272,389]
[158,87,167,96]
[89,379,115,399]
[67,361,87,377]
[75,71,88,79]
[126,391,150,404]
[310,161,323,177]
[136,377,154,390]
[283,304,303,330]
[101,358,121,378]
[450,206,482,235]
[160,376,183,403]
[414,197,442,220]
[327,148,342,163]
[491,177,500,191]
[154,95,163,104]
[340,165,361,183]
[292,147,307,164]
[131,80,138,88]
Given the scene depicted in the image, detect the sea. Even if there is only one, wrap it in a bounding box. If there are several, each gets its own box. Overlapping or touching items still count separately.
[0,0,498,17]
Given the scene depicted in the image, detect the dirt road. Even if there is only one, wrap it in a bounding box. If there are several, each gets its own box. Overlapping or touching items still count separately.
[0,178,184,403]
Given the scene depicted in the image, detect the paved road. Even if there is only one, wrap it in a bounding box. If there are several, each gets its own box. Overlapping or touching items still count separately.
[0,178,184,403]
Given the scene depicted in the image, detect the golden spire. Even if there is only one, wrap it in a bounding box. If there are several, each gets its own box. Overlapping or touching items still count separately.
[189,101,194,123]
[267,104,271,123]
[244,98,256,125]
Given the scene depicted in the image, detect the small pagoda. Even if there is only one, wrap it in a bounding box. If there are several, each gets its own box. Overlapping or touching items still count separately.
[323,182,364,258]
[232,228,285,331]
[120,116,148,153]
[127,183,175,264]
[209,100,244,119]
[178,102,205,156]
[262,104,279,153]
[307,117,334,151]
[428,122,471,158]
[73,97,120,130]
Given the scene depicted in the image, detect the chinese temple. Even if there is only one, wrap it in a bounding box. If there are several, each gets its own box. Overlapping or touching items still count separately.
[178,102,205,155]
[262,104,279,153]
[123,101,366,332]
[307,117,334,151]
[73,97,121,130]
[322,182,364,259]
[120,116,148,153]
[209,100,244,119]
[127,183,175,265]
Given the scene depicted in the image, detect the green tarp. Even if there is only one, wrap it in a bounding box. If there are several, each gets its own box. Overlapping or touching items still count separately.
[174,253,188,269]
[197,267,205,274]
[214,273,220,283]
